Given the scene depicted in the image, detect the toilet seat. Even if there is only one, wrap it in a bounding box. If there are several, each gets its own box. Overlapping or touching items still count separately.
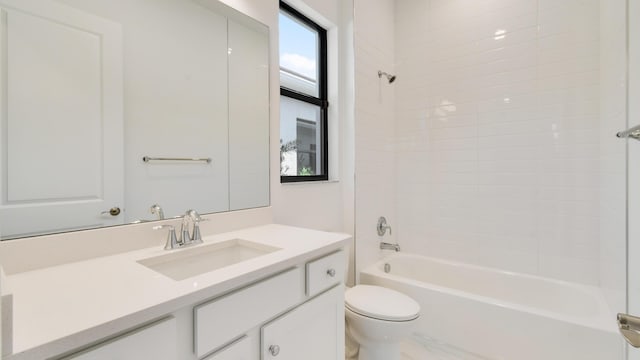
[345,285,420,322]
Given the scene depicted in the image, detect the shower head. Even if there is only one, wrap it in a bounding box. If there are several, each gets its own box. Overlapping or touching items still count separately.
[378,70,396,84]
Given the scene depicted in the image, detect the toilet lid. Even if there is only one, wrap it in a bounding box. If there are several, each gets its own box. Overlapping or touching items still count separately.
[345,285,420,322]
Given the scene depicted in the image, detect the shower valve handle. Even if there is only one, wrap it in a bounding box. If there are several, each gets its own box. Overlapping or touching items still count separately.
[377,216,392,236]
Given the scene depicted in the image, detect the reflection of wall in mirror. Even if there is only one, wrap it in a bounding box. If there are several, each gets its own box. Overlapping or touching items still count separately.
[55,0,231,221]
[0,0,270,239]
[60,0,270,219]
[228,18,270,210]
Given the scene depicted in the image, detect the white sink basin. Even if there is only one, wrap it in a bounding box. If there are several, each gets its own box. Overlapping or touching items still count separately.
[137,239,281,281]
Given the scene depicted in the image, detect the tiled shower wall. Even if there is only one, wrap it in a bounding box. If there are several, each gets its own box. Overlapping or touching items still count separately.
[354,0,397,278]
[394,0,618,285]
[598,0,627,313]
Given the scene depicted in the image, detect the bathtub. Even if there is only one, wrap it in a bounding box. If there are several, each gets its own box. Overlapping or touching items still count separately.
[360,253,624,360]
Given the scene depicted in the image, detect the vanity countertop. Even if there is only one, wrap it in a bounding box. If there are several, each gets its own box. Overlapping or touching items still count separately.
[4,224,351,360]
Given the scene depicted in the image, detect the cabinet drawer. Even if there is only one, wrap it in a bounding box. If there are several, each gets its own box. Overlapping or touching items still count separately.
[64,317,176,360]
[203,336,252,359]
[194,267,303,358]
[306,250,345,297]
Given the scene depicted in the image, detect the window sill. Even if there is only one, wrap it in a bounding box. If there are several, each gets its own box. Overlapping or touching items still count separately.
[280,179,340,186]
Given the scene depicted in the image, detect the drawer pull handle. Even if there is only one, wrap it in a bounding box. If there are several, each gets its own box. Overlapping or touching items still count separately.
[269,344,280,356]
[327,268,336,277]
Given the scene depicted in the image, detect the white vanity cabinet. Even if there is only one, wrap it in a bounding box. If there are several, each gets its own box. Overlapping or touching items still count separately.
[4,233,349,360]
[195,250,346,360]
[63,317,177,360]
[259,250,345,360]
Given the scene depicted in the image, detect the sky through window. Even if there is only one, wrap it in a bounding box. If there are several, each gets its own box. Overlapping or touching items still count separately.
[279,12,318,80]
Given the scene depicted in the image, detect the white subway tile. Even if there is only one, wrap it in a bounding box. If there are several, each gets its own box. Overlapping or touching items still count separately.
[353,0,613,286]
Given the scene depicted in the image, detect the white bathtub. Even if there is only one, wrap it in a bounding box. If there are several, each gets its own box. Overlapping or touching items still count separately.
[360,253,624,360]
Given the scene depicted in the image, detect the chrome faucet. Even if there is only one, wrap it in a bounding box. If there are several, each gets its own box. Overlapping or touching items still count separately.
[150,204,165,220]
[380,242,400,252]
[377,216,399,251]
[154,210,208,250]
[179,209,207,246]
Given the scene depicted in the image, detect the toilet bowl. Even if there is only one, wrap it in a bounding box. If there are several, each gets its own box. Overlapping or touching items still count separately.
[345,285,420,360]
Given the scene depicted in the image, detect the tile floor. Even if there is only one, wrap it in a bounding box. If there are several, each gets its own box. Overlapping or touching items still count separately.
[400,334,493,360]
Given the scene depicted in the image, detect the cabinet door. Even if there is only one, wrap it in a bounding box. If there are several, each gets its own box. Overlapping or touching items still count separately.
[261,285,344,360]
[64,317,176,360]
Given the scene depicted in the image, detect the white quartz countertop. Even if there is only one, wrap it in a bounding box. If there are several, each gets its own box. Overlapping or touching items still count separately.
[4,224,351,360]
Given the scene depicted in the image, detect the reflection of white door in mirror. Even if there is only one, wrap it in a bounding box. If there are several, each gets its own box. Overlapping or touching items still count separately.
[0,0,124,239]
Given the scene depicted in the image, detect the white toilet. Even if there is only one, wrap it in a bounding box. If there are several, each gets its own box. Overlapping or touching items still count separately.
[345,285,420,360]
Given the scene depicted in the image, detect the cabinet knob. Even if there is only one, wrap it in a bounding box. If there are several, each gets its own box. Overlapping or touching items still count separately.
[269,344,280,356]
[327,268,336,277]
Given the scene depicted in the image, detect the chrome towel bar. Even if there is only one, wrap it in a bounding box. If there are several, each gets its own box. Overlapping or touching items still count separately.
[616,124,640,141]
[142,156,212,164]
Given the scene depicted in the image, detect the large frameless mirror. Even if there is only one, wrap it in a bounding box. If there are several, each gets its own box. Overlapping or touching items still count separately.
[0,0,270,240]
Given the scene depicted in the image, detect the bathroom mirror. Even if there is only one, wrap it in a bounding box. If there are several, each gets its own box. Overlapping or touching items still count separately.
[0,0,270,240]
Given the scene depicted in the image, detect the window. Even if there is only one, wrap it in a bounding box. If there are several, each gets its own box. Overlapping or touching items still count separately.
[279,1,328,182]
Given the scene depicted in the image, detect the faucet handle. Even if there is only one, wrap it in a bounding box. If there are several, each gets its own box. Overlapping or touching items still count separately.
[191,217,209,244]
[377,216,392,236]
[185,209,199,219]
[153,225,179,250]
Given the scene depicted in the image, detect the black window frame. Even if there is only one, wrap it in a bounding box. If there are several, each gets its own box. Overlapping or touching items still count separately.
[279,1,329,183]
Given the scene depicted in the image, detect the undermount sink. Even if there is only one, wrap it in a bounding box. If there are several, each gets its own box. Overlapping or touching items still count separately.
[137,239,281,281]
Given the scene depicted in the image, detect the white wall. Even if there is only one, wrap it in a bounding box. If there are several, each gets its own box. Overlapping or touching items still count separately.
[390,0,619,286]
[599,0,627,315]
[220,0,356,274]
[224,0,357,281]
[353,0,397,278]
[629,0,640,358]
[269,0,354,237]
[216,0,351,229]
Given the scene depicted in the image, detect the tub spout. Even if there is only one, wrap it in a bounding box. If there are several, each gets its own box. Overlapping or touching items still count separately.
[380,242,400,252]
